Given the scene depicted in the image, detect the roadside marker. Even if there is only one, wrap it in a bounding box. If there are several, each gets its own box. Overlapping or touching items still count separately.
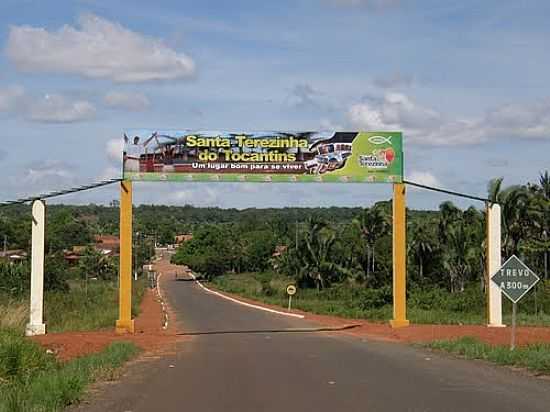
[286,284,297,312]
[491,255,540,350]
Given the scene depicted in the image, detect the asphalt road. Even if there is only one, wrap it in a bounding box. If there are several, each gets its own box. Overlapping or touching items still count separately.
[78,273,550,412]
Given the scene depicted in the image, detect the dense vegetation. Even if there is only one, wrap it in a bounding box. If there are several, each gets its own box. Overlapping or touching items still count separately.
[0,172,549,328]
[174,172,550,323]
[0,329,138,411]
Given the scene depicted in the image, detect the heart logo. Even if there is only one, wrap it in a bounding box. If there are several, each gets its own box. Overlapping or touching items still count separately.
[385,148,395,163]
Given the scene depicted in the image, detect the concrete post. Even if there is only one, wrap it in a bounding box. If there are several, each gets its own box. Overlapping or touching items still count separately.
[26,199,46,336]
[116,181,134,333]
[390,183,410,328]
[487,203,504,327]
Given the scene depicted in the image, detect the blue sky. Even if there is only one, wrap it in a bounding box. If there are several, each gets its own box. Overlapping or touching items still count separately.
[1,0,549,209]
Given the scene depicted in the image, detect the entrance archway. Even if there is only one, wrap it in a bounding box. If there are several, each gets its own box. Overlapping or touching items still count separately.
[116,130,408,333]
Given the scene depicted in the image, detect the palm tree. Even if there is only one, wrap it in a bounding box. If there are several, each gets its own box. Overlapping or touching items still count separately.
[540,170,550,200]
[438,201,461,246]
[353,206,389,278]
[297,218,357,290]
[408,222,434,283]
[487,177,504,204]
[499,185,531,258]
[487,180,533,259]
[441,223,474,293]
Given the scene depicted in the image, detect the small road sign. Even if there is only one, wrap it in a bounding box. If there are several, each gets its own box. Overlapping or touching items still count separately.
[286,285,296,312]
[491,255,540,304]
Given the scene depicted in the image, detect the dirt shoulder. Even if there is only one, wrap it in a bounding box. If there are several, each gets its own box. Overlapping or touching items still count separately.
[33,263,181,362]
[203,283,550,346]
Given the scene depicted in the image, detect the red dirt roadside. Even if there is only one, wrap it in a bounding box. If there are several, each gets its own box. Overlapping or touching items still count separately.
[32,276,180,362]
[203,284,550,347]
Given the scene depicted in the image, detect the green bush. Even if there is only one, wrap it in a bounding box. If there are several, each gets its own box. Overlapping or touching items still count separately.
[0,334,139,412]
[408,286,484,313]
[0,262,29,297]
[360,286,392,309]
[0,329,56,386]
[0,256,69,299]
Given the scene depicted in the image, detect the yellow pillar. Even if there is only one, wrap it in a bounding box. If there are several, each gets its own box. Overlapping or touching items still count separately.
[116,180,134,334]
[390,183,410,328]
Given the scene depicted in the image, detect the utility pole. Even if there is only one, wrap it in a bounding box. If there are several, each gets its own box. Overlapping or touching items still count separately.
[295,220,298,279]
[3,234,6,255]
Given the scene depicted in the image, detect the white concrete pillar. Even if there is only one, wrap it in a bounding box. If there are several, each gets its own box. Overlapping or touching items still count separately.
[26,199,46,336]
[487,203,504,327]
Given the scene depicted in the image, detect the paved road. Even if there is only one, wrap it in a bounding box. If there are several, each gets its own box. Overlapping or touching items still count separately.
[79,272,550,412]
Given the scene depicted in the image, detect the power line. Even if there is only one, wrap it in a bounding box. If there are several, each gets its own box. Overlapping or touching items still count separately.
[0,177,540,209]
[0,178,122,207]
[403,179,491,203]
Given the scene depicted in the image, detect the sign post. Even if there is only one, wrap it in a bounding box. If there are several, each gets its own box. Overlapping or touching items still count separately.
[486,203,504,327]
[491,255,540,350]
[286,284,297,312]
[116,180,134,334]
[390,183,409,328]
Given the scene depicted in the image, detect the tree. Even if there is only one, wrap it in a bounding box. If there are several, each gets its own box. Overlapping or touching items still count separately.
[294,218,358,290]
[47,210,92,253]
[353,206,389,279]
[172,226,232,279]
[77,247,116,296]
[408,222,434,284]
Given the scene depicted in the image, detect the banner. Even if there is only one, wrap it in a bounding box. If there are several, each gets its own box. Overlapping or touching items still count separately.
[122,130,403,183]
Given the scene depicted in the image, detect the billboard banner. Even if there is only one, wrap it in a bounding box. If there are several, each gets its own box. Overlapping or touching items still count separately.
[122,130,403,183]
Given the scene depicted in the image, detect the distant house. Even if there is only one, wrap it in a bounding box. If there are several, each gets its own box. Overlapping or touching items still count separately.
[175,234,193,244]
[0,249,28,263]
[64,235,120,264]
[64,247,84,265]
[95,235,120,254]
[272,245,288,258]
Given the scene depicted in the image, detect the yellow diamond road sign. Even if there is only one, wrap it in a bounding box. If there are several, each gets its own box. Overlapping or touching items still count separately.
[491,255,540,303]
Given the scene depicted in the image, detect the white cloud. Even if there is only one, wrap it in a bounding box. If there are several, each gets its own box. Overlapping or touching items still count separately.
[28,94,96,123]
[106,139,124,163]
[22,160,76,185]
[348,92,550,145]
[104,91,151,111]
[0,85,25,112]
[407,171,443,188]
[6,13,195,83]
[0,86,96,123]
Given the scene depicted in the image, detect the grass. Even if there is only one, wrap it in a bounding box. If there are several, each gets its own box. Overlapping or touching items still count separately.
[0,276,147,334]
[0,276,148,411]
[0,328,139,412]
[44,277,146,332]
[426,337,550,375]
[0,299,28,331]
[211,272,550,326]
[211,272,392,320]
